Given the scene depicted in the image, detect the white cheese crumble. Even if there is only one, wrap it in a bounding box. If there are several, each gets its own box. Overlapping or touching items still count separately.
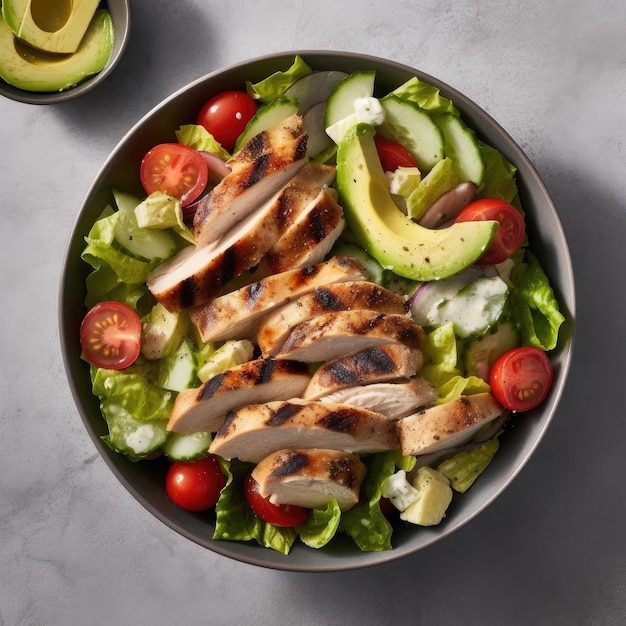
[354,97,386,126]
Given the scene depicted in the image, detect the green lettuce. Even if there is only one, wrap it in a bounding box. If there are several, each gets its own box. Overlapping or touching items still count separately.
[297,500,342,549]
[82,212,158,286]
[475,141,520,205]
[509,251,565,351]
[420,323,490,403]
[245,55,312,103]
[392,76,459,115]
[134,191,195,244]
[213,461,296,555]
[91,366,174,422]
[339,452,396,552]
[175,124,231,161]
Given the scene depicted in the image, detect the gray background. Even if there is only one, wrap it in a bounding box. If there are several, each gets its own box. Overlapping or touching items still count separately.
[1,1,623,624]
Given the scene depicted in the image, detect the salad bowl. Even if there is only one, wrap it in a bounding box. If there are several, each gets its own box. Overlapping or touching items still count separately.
[59,50,575,571]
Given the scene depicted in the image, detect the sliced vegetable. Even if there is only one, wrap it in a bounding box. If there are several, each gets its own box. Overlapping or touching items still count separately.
[455,198,526,265]
[80,301,141,369]
[489,346,554,412]
[140,143,209,207]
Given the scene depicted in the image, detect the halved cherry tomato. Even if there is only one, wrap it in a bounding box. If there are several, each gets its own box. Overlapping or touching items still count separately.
[244,473,310,527]
[165,455,227,512]
[196,90,258,152]
[454,198,526,265]
[374,137,418,172]
[79,301,141,370]
[489,347,554,412]
[140,143,209,206]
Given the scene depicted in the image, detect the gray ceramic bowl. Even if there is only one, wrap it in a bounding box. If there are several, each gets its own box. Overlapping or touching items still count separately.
[0,0,130,105]
[59,51,575,572]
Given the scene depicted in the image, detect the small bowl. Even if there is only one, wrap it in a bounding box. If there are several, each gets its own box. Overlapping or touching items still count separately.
[0,0,130,105]
[59,51,575,571]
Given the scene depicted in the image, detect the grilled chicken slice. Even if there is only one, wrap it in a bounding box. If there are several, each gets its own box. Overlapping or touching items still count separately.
[167,358,310,434]
[190,256,368,343]
[208,399,400,463]
[147,165,338,311]
[254,187,344,277]
[193,115,308,246]
[397,392,504,456]
[303,343,420,400]
[319,379,438,419]
[276,311,425,364]
[251,448,367,512]
[257,281,408,357]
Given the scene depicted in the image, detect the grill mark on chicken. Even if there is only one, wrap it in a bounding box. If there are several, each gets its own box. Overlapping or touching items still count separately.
[314,288,343,310]
[328,457,361,489]
[324,347,397,385]
[268,451,309,478]
[318,407,361,433]
[265,402,304,427]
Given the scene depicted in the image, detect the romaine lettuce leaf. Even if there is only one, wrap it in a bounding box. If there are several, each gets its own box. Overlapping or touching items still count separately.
[420,322,490,403]
[91,366,174,422]
[392,76,459,115]
[509,251,564,351]
[339,452,396,552]
[245,55,312,103]
[213,460,296,554]
[175,124,231,161]
[134,192,195,244]
[297,500,342,549]
[475,141,520,205]
[82,212,158,286]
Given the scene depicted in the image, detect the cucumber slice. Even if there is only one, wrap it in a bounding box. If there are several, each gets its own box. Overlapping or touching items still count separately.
[158,338,198,392]
[163,431,213,461]
[112,189,177,262]
[285,70,348,113]
[435,113,485,185]
[464,321,520,380]
[234,96,299,152]
[379,94,444,172]
[324,70,376,128]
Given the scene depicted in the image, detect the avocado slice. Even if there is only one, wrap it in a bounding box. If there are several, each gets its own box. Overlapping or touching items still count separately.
[3,0,100,54]
[0,9,112,92]
[335,124,497,282]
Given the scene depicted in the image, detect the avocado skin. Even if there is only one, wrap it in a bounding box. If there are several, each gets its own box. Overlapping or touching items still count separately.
[335,123,497,282]
[0,9,112,93]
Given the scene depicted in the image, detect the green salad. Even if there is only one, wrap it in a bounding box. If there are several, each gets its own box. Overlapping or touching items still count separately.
[79,56,564,554]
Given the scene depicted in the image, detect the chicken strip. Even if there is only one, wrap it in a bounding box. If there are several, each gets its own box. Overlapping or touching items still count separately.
[303,343,420,400]
[209,399,400,463]
[257,281,407,357]
[193,114,309,246]
[167,358,311,434]
[397,392,504,456]
[252,448,367,512]
[276,311,425,363]
[189,256,368,343]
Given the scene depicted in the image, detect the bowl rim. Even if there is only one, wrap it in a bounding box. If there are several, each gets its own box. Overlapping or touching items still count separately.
[59,49,576,572]
[0,0,131,105]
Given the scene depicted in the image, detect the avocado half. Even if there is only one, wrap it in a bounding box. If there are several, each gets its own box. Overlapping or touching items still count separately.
[336,123,497,282]
[0,9,113,93]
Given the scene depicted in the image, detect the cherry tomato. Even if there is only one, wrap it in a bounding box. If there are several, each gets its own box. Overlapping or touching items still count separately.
[80,301,141,370]
[165,455,227,512]
[196,90,258,152]
[140,143,209,206]
[489,347,554,412]
[374,137,418,172]
[454,198,526,265]
[244,473,310,527]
